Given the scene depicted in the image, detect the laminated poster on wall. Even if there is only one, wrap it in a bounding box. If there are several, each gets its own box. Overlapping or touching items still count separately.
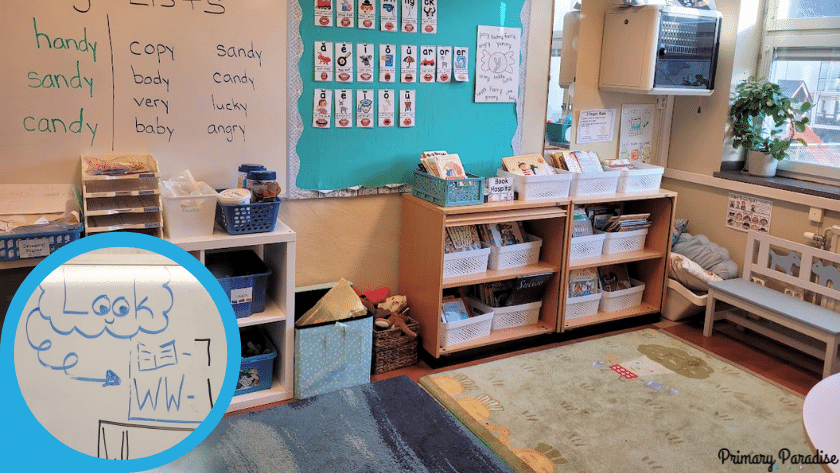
[316,0,334,27]
[421,0,438,34]
[380,0,398,31]
[727,193,772,234]
[399,89,416,127]
[378,89,395,127]
[401,45,418,83]
[576,109,616,144]
[357,89,375,128]
[475,25,521,103]
[401,0,418,32]
[379,43,397,83]
[315,41,334,82]
[358,0,376,29]
[453,46,470,82]
[335,42,354,83]
[337,0,355,28]
[357,43,375,82]
[336,89,354,128]
[313,89,333,129]
[420,45,436,83]
[619,104,654,163]
[436,46,452,82]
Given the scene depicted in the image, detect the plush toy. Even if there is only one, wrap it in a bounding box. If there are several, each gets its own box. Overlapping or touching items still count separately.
[366,294,416,338]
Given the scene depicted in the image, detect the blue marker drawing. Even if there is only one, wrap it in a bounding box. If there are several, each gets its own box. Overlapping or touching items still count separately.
[72,369,122,387]
[138,340,178,371]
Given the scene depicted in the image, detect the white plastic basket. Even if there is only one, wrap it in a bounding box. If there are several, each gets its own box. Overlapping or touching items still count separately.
[600,228,648,254]
[488,234,543,270]
[569,170,620,197]
[599,279,645,312]
[440,301,494,348]
[565,292,602,320]
[162,182,219,239]
[443,246,490,278]
[617,163,664,194]
[497,168,572,201]
[569,233,606,260]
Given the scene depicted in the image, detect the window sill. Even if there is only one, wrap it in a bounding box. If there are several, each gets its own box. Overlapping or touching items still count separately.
[713,170,840,202]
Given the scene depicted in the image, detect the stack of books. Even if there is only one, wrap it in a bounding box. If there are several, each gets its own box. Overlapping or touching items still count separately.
[419,150,467,179]
[444,225,483,254]
[471,272,552,308]
[501,154,557,176]
[551,150,638,172]
[476,221,528,247]
[600,213,651,232]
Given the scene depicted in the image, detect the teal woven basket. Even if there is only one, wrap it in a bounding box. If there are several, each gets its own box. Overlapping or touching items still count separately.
[412,170,484,207]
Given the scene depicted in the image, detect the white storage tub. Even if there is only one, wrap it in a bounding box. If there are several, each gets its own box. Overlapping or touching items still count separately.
[661,278,708,321]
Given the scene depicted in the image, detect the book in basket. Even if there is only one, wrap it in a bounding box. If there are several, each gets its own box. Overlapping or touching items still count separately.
[597,263,632,292]
[445,225,482,253]
[506,273,553,306]
[501,154,555,176]
[568,268,599,297]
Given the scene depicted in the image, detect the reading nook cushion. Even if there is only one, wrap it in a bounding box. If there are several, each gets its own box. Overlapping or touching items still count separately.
[672,233,738,280]
[668,252,723,292]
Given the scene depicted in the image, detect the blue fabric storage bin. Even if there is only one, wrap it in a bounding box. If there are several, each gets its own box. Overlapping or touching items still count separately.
[237,327,277,395]
[205,250,271,318]
[412,170,484,207]
[294,315,373,399]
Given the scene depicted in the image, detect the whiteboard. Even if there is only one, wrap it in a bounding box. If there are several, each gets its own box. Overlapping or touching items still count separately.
[1,1,287,195]
[14,262,227,459]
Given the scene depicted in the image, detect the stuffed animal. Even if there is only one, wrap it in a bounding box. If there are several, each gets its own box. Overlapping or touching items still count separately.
[365,294,416,338]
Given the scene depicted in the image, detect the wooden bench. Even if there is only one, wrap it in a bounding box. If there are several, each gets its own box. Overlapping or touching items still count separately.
[703,231,840,378]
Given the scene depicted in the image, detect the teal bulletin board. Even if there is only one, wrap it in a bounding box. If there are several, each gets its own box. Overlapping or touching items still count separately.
[294,0,526,191]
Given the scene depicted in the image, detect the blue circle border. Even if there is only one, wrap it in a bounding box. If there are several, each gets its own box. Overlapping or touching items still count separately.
[0,232,240,472]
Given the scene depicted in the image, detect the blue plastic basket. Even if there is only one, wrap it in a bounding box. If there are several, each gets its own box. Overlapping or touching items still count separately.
[0,226,83,262]
[412,170,484,207]
[237,327,277,395]
[205,250,272,318]
[216,199,281,235]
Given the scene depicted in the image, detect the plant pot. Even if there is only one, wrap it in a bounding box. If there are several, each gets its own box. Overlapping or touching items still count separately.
[746,150,778,177]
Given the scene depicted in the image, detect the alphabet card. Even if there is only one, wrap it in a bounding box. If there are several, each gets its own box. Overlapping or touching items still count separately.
[421,0,437,34]
[436,46,452,82]
[314,41,334,82]
[313,88,332,128]
[378,89,395,127]
[335,42,353,83]
[337,0,355,28]
[380,0,398,32]
[401,0,418,32]
[399,89,416,127]
[379,43,396,83]
[420,46,436,83]
[357,43,374,82]
[356,89,375,128]
[358,0,376,29]
[335,89,353,128]
[316,0,334,27]
[401,45,417,83]
[453,46,470,82]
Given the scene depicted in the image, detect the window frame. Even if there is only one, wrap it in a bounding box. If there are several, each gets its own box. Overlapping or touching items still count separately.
[757,0,840,181]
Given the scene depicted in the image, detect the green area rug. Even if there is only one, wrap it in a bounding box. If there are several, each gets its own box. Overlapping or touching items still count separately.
[420,329,819,473]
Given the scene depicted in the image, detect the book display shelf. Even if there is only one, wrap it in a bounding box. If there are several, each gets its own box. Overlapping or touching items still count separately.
[167,219,296,412]
[399,189,676,360]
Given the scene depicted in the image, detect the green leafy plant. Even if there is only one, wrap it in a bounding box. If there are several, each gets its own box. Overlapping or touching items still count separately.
[729,77,812,161]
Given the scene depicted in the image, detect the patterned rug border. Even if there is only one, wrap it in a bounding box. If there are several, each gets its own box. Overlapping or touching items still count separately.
[418,326,808,473]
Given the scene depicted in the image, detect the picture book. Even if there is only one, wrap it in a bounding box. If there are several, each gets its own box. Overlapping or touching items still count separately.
[444,230,457,253]
[435,153,467,179]
[598,263,632,292]
[420,150,448,177]
[446,225,482,252]
[549,152,569,171]
[571,206,594,237]
[501,154,555,176]
[441,296,472,323]
[569,150,603,173]
[557,151,582,172]
[604,213,651,232]
[601,158,636,170]
[496,221,527,246]
[474,280,516,307]
[506,272,553,306]
[568,268,599,297]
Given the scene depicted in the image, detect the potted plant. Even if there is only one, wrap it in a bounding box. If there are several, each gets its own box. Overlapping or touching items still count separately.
[729,76,811,177]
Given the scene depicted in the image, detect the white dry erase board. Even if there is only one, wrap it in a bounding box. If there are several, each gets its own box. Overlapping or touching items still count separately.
[14,258,227,459]
[1,1,287,195]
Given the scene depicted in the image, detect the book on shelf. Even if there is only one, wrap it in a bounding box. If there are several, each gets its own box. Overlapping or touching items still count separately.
[501,154,555,176]
[420,150,448,177]
[506,272,552,306]
[568,268,599,297]
[435,153,467,179]
[597,263,632,292]
[441,295,473,323]
[571,206,594,237]
[568,150,604,173]
[477,221,527,247]
[586,203,623,231]
[445,225,483,252]
[603,213,651,232]
[474,280,516,307]
[601,158,637,170]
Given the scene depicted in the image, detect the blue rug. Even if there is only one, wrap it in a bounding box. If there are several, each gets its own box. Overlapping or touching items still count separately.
[155,376,515,472]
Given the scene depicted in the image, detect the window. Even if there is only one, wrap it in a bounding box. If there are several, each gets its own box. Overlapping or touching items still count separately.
[760,0,840,182]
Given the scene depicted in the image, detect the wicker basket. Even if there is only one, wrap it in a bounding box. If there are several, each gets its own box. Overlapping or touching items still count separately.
[372,316,420,374]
